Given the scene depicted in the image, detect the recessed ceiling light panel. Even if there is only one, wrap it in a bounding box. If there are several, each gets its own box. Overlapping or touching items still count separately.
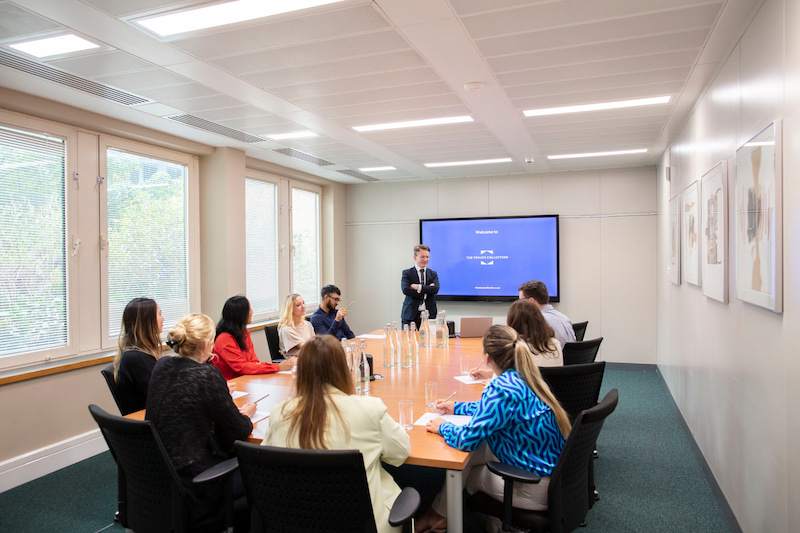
[10,34,100,58]
[524,96,671,117]
[137,0,347,37]
[547,149,648,160]
[353,116,473,132]
[358,166,395,172]
[425,158,512,168]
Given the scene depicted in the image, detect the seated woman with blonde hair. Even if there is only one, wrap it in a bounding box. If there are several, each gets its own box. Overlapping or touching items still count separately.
[146,313,255,530]
[277,293,315,356]
[264,335,410,533]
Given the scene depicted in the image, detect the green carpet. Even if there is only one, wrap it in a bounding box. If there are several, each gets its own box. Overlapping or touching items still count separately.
[0,367,737,532]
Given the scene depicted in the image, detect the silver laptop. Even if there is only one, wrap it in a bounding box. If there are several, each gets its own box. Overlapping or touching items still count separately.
[459,317,493,338]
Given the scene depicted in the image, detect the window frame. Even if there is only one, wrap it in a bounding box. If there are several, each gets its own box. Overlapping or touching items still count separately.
[244,169,281,323]
[98,135,200,350]
[0,110,79,372]
[289,181,322,307]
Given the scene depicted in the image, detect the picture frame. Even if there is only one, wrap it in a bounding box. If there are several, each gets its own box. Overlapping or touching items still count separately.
[682,180,700,286]
[700,161,728,303]
[668,195,681,285]
[734,120,783,312]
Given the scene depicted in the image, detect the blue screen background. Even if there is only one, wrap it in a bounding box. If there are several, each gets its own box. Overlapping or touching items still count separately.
[420,217,558,299]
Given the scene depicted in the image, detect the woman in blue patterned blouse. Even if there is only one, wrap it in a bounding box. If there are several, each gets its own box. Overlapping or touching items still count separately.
[416,325,571,532]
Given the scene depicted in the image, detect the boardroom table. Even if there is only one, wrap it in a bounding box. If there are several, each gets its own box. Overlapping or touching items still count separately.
[130,333,487,532]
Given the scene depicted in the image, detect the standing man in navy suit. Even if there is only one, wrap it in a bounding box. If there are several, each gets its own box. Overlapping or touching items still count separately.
[401,244,439,329]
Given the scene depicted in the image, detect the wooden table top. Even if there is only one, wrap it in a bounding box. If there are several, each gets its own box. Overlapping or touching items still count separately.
[130,332,487,470]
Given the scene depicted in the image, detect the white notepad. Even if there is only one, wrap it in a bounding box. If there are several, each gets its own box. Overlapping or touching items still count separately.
[413,412,472,427]
[454,375,485,385]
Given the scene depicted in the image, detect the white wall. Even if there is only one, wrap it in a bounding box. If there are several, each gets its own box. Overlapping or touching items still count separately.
[345,167,657,364]
[657,0,799,531]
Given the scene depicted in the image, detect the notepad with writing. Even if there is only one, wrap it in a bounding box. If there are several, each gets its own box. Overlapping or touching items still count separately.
[413,412,472,427]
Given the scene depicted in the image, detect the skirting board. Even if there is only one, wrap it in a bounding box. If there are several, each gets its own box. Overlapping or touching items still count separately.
[0,429,108,494]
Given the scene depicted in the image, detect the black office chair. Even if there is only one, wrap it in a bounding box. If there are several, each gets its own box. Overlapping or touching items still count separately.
[88,404,243,533]
[264,325,284,362]
[541,362,606,505]
[100,363,130,415]
[571,321,588,342]
[562,337,603,365]
[466,389,619,533]
[235,442,420,533]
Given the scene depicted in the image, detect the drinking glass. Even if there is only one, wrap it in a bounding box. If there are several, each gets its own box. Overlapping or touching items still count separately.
[399,400,413,430]
[425,382,438,411]
[460,356,472,376]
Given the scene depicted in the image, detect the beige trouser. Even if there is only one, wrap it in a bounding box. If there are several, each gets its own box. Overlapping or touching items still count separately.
[431,443,550,516]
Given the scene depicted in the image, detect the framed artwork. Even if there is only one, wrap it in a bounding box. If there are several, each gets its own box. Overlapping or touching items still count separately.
[701,161,728,303]
[735,120,783,312]
[682,181,700,286]
[668,195,681,285]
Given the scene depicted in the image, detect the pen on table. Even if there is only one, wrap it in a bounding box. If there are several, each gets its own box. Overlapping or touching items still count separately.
[251,393,270,404]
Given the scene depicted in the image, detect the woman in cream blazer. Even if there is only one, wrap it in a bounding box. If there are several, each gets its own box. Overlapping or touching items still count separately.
[263,335,410,533]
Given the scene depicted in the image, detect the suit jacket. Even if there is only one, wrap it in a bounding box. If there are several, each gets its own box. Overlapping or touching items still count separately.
[401,266,439,324]
[265,388,410,533]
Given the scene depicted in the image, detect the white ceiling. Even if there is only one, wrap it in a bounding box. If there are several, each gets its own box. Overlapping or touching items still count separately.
[0,0,760,183]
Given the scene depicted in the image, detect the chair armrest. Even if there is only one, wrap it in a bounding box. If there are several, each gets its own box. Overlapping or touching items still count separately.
[192,457,239,484]
[486,461,541,484]
[388,487,421,527]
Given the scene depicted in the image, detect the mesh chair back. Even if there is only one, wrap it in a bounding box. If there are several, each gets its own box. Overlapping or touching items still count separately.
[100,363,130,415]
[562,337,603,365]
[571,321,588,342]
[540,362,605,422]
[88,404,189,533]
[236,442,378,533]
[265,325,282,361]
[547,389,618,533]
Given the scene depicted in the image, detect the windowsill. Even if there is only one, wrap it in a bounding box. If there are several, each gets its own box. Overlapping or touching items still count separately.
[0,318,301,386]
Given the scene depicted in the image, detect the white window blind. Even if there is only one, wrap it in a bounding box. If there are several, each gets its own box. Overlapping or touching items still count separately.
[106,148,189,337]
[245,178,279,316]
[0,125,68,358]
[291,187,320,305]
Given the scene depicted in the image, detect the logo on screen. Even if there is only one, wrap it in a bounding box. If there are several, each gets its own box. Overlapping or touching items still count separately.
[466,249,508,266]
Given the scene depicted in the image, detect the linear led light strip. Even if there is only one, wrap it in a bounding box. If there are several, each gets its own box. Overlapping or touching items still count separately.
[548,149,647,160]
[425,158,512,168]
[353,116,473,132]
[524,96,671,117]
[137,0,347,36]
[265,131,318,140]
[359,166,395,171]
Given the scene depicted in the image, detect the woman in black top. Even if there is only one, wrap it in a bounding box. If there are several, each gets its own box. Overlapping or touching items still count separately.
[146,313,255,529]
[113,297,164,414]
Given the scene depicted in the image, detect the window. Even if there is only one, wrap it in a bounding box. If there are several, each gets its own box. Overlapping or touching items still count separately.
[245,176,279,317]
[291,186,320,305]
[104,147,190,340]
[0,125,68,359]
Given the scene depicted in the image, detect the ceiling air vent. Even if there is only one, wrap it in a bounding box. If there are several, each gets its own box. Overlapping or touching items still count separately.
[0,50,149,106]
[337,169,379,182]
[165,114,266,144]
[273,148,334,167]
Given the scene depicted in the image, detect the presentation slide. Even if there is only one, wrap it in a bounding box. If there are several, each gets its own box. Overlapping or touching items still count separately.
[421,216,559,301]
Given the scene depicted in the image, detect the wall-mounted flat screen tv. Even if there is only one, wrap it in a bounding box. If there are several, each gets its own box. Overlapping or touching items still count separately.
[420,215,559,302]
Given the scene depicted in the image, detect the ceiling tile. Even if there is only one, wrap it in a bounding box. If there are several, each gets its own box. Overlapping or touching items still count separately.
[48,50,154,77]
[0,3,60,40]
[82,0,207,18]
[268,67,441,101]
[95,68,189,91]
[135,82,219,102]
[210,30,410,75]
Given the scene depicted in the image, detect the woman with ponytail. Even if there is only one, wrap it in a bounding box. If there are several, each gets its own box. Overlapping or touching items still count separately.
[416,325,571,531]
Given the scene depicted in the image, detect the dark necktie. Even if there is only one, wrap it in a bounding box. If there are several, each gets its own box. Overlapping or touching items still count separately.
[420,268,426,285]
